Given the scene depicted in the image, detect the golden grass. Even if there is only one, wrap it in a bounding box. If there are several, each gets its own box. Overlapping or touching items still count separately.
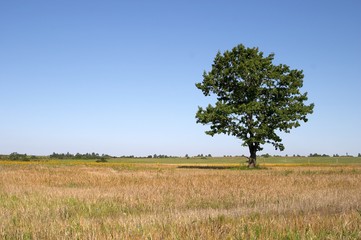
[0,163,360,239]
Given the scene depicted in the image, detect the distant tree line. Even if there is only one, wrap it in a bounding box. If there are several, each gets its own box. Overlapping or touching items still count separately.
[195,154,212,158]
[50,152,111,160]
[1,152,39,161]
[147,154,179,159]
[9,152,29,161]
[308,153,359,157]
[0,152,360,161]
[308,153,330,157]
[109,154,179,159]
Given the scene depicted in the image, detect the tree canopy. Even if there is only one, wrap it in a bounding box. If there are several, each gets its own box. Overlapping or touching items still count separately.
[196,44,314,167]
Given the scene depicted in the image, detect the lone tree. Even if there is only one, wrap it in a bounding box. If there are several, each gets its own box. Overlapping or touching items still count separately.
[196,44,314,168]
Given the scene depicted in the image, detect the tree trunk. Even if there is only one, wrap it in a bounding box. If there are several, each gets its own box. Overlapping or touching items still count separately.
[248,144,257,168]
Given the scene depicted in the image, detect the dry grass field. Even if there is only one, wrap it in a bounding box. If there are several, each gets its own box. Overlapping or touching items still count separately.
[0,161,361,239]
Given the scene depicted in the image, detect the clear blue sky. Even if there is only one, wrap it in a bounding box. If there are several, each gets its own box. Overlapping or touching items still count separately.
[1,1,360,157]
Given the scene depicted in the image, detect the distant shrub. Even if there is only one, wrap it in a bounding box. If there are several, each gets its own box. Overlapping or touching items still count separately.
[9,152,29,161]
[309,153,330,157]
[95,158,108,163]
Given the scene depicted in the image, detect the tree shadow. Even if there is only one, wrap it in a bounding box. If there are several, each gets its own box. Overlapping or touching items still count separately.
[177,165,266,170]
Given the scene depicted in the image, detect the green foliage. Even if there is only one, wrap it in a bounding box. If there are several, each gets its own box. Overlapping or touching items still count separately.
[9,152,29,161]
[152,154,176,158]
[50,152,111,160]
[309,153,330,157]
[196,44,314,163]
